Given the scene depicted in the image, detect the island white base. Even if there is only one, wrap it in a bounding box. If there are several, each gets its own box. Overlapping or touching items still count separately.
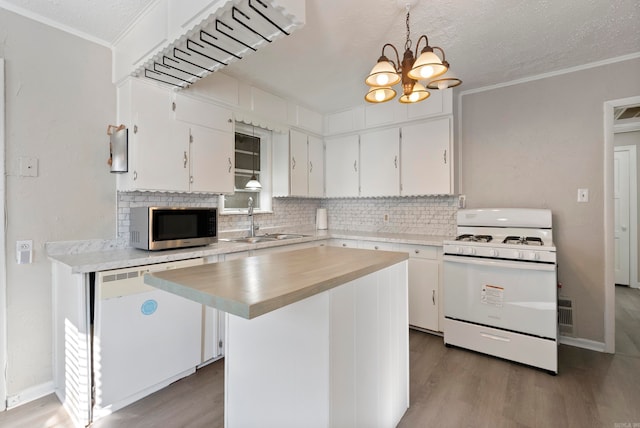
[225,261,409,428]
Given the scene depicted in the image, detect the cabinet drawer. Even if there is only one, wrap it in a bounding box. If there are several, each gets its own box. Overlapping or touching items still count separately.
[397,244,437,260]
[329,239,358,248]
[359,241,396,251]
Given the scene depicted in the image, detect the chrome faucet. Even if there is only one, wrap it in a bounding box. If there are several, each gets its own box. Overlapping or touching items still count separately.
[247,196,255,238]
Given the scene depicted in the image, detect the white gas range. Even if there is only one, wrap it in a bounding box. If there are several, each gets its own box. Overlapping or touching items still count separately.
[443,208,558,374]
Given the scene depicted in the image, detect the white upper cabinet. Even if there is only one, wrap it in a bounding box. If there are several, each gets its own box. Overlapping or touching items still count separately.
[173,93,234,132]
[117,79,185,192]
[360,128,400,197]
[308,135,324,198]
[325,135,359,197]
[117,78,234,193]
[289,129,309,197]
[400,117,452,195]
[277,129,324,198]
[187,124,234,194]
[325,90,452,137]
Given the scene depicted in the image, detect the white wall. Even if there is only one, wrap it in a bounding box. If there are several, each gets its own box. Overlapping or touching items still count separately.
[0,9,116,396]
[459,57,640,343]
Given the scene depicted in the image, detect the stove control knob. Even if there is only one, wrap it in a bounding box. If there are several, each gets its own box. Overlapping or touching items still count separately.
[468,248,476,255]
[489,249,498,257]
[517,251,524,259]
[529,252,540,261]
[456,247,464,254]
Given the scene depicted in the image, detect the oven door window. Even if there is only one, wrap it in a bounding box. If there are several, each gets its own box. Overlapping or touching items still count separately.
[443,256,557,339]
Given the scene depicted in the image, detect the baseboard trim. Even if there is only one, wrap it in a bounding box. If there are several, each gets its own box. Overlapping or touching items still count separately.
[559,335,607,353]
[6,381,55,409]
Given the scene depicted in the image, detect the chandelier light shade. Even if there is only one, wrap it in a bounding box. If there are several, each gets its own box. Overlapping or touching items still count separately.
[425,61,463,89]
[365,3,461,104]
[365,86,397,103]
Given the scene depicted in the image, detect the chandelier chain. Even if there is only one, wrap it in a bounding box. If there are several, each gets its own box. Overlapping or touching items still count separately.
[404,9,412,51]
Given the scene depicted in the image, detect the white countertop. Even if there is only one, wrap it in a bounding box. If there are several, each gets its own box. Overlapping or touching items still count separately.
[48,228,452,273]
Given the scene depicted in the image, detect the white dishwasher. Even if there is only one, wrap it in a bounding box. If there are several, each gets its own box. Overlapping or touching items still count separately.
[94,258,203,416]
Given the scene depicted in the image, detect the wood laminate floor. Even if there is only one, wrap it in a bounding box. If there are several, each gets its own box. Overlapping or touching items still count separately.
[2,286,639,428]
[615,284,640,357]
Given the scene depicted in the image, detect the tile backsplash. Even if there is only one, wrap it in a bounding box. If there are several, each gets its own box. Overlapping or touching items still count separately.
[117,192,457,245]
[321,195,457,236]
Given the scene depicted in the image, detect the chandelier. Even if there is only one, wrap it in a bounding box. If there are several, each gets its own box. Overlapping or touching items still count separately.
[365,3,461,104]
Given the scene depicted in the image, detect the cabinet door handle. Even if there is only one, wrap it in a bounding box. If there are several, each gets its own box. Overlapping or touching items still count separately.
[443,150,447,164]
[172,102,176,112]
[374,246,379,250]
[190,176,194,183]
[432,290,436,305]
[292,157,296,170]
[228,157,232,173]
[183,151,188,168]
[415,249,420,254]
[353,160,358,172]
[133,125,138,134]
[133,171,138,180]
[394,155,398,169]
[309,161,313,173]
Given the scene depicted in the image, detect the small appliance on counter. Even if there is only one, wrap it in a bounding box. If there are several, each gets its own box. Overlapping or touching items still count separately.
[316,208,328,230]
[130,206,218,250]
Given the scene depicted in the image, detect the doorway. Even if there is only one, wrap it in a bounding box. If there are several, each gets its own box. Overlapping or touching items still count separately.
[614,145,638,288]
[1,58,7,411]
[604,96,640,353]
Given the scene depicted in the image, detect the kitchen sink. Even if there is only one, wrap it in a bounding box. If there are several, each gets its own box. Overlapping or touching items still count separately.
[220,233,308,244]
[261,233,308,240]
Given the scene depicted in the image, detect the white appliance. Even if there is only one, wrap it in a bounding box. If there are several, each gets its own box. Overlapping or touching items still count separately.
[443,208,558,374]
[94,258,204,417]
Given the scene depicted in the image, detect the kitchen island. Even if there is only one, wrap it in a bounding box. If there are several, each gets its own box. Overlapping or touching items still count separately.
[145,246,409,428]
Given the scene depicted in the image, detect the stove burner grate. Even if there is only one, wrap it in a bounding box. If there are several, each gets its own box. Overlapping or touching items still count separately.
[502,236,545,246]
[456,234,493,243]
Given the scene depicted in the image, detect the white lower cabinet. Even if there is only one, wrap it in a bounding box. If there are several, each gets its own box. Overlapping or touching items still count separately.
[398,244,442,332]
[329,239,443,333]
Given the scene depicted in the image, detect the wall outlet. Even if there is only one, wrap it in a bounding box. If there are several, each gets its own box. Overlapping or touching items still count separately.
[19,157,39,177]
[383,213,389,223]
[458,195,466,208]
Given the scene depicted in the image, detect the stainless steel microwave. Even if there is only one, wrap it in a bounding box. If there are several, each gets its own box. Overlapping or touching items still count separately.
[130,207,218,251]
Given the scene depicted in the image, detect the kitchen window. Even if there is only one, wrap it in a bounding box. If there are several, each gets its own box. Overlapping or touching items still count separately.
[219,123,272,213]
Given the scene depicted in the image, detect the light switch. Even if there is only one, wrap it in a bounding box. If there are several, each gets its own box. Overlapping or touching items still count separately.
[16,240,33,264]
[577,188,589,203]
[19,157,39,177]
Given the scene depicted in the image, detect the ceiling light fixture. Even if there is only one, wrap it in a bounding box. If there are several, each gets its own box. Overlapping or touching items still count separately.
[365,1,461,104]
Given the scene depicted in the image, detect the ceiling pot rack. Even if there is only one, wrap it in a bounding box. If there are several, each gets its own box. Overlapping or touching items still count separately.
[140,0,299,88]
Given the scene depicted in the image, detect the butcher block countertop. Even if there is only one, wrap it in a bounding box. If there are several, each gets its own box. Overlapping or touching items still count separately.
[144,246,408,319]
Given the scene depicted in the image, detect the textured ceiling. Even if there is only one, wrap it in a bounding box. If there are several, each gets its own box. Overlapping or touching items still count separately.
[1,0,639,113]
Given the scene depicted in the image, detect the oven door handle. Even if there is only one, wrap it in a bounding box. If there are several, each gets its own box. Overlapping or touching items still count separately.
[443,255,556,272]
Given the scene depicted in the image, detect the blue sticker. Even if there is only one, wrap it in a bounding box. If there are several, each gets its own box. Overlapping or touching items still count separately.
[141,299,158,315]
